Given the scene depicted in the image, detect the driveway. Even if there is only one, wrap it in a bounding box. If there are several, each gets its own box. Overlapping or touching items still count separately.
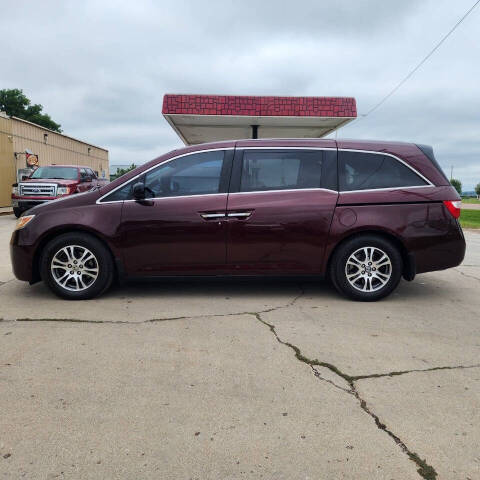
[1,214,479,479]
[462,202,480,210]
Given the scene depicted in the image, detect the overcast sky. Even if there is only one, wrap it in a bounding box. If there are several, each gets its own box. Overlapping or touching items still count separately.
[1,0,479,189]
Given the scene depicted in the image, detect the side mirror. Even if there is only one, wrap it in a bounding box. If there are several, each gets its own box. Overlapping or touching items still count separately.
[132,182,146,200]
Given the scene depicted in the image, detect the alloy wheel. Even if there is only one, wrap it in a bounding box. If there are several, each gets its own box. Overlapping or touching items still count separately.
[345,246,392,292]
[50,245,99,292]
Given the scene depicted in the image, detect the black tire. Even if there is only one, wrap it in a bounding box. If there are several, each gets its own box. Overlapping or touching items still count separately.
[40,232,114,300]
[329,234,403,301]
[13,207,23,218]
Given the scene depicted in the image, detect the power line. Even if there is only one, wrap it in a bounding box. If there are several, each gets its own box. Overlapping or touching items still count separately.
[363,0,480,117]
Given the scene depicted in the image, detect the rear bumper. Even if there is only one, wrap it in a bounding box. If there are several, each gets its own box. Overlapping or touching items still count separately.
[414,220,466,274]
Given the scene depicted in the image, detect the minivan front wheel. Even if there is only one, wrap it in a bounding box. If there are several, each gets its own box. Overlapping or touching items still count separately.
[40,232,114,300]
[330,235,403,301]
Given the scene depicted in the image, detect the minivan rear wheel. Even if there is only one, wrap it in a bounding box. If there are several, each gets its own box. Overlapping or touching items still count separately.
[330,235,403,301]
[40,232,114,300]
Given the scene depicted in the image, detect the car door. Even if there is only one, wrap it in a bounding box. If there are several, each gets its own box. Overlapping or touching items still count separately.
[226,148,338,274]
[117,149,233,276]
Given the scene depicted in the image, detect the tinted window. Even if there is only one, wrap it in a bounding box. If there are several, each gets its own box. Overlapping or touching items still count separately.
[240,150,325,192]
[339,152,428,191]
[416,144,449,183]
[104,179,134,201]
[103,151,225,202]
[145,151,223,197]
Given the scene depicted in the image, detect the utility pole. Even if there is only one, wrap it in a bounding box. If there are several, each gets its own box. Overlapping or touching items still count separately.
[450,165,453,180]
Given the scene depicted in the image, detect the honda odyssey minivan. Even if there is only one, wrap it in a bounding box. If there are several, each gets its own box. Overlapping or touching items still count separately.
[10,138,465,301]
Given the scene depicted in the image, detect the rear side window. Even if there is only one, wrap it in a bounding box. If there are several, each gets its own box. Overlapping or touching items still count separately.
[416,144,449,183]
[239,150,335,192]
[339,151,428,191]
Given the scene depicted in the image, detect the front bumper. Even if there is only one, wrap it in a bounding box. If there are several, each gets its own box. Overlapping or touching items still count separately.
[10,230,35,282]
[12,199,49,210]
[12,196,59,210]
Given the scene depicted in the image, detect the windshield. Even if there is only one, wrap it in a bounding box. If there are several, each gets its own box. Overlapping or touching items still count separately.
[30,167,78,180]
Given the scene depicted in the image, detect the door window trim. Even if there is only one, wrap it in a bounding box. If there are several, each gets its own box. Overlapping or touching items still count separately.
[97,146,434,204]
[228,187,338,196]
[97,148,234,204]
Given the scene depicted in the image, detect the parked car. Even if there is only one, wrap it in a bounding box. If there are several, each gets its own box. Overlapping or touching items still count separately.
[10,139,465,301]
[11,165,108,218]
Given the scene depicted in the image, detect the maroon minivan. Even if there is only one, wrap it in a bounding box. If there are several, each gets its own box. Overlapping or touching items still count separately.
[10,139,465,301]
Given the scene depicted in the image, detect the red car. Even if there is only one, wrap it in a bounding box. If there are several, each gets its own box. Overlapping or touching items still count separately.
[11,165,108,218]
[10,139,465,301]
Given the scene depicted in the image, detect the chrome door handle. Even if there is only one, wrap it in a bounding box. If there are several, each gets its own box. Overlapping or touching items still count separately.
[200,212,226,219]
[227,212,252,218]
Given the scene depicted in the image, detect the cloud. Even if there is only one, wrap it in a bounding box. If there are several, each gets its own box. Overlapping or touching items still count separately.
[1,0,478,189]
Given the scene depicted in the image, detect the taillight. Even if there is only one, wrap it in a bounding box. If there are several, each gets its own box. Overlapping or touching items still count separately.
[443,200,461,219]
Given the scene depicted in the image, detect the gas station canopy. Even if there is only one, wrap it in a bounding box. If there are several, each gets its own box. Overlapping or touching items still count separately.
[162,94,357,145]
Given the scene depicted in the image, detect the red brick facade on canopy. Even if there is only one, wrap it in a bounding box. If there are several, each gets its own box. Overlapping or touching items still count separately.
[162,94,357,145]
[162,94,356,118]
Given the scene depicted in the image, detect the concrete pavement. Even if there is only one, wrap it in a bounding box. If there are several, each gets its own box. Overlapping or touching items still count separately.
[1,214,479,479]
[0,207,13,216]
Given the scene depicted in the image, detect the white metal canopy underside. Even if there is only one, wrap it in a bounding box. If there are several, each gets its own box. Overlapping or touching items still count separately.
[163,114,355,145]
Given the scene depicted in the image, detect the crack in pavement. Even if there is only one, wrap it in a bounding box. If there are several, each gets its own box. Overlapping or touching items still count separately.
[351,363,480,381]
[0,278,15,289]
[255,313,438,480]
[311,365,352,393]
[11,316,190,325]
[3,309,285,325]
[1,284,307,325]
[454,268,480,282]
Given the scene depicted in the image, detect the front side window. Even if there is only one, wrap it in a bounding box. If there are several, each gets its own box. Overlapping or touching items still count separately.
[239,150,325,192]
[102,150,225,202]
[339,151,428,191]
[144,151,224,198]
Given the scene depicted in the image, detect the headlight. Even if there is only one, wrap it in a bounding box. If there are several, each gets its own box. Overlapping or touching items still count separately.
[57,186,68,195]
[15,215,35,231]
[12,186,18,195]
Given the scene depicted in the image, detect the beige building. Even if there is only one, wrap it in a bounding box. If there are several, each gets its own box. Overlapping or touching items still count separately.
[0,112,109,207]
